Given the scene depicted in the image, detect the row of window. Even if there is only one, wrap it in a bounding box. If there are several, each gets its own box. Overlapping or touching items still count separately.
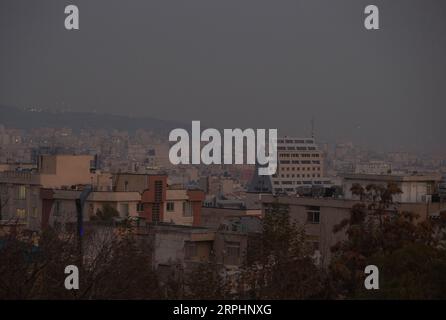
[264,204,321,224]
[276,173,321,178]
[280,160,321,165]
[184,241,241,265]
[279,153,320,158]
[277,146,317,151]
[15,207,38,219]
[277,167,321,173]
[277,139,314,144]
[274,180,320,185]
[166,201,193,217]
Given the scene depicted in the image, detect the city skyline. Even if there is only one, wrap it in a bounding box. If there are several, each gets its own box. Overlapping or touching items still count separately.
[1,0,446,153]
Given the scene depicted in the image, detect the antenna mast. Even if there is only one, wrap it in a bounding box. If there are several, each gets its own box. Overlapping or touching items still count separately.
[311,117,315,138]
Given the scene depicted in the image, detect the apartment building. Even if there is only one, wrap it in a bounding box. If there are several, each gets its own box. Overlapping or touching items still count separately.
[343,173,442,203]
[354,161,392,175]
[0,171,42,231]
[261,173,446,266]
[0,156,207,232]
[40,188,143,231]
[164,188,205,226]
[201,206,261,229]
[113,173,168,223]
[134,223,249,272]
[247,137,331,195]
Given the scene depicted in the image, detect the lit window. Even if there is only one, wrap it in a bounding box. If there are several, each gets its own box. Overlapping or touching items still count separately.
[16,208,26,219]
[18,186,26,200]
[31,207,38,218]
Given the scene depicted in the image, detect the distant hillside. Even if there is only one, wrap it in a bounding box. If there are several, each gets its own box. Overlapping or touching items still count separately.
[0,105,184,133]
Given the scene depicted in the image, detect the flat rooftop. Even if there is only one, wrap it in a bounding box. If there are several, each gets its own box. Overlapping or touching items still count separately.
[342,173,442,182]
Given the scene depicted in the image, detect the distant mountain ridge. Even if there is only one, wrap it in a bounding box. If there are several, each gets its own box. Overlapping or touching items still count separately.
[0,105,184,133]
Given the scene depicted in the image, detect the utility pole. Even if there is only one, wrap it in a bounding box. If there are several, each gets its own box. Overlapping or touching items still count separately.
[75,185,92,266]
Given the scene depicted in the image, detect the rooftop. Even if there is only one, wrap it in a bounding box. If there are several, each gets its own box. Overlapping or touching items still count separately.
[342,173,442,182]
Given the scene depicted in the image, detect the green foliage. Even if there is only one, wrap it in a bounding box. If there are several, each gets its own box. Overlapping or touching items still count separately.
[240,200,329,299]
[0,227,162,299]
[91,204,119,222]
[330,182,445,299]
[184,262,229,299]
[359,243,446,299]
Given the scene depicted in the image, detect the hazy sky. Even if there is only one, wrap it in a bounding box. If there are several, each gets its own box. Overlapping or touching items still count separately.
[1,0,445,153]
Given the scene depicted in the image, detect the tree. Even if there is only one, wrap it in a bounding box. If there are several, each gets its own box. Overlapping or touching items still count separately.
[359,243,446,299]
[239,201,329,299]
[184,261,230,299]
[330,182,444,298]
[0,224,162,299]
[78,231,162,299]
[0,227,79,299]
[0,185,10,221]
[91,204,119,222]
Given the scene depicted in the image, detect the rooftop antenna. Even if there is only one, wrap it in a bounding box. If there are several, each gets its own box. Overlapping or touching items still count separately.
[311,117,315,138]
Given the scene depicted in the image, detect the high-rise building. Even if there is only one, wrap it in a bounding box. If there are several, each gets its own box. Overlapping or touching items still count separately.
[248,137,331,195]
[272,137,331,194]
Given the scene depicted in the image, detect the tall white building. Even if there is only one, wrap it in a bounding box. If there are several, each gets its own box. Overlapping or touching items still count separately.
[271,137,331,194]
[248,137,331,195]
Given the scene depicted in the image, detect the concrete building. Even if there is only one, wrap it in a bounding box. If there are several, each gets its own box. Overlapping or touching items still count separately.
[113,173,168,223]
[0,155,109,231]
[40,189,142,231]
[201,206,261,229]
[343,173,442,203]
[134,223,249,272]
[354,161,392,175]
[37,155,97,188]
[112,173,205,226]
[164,188,205,226]
[261,192,446,267]
[248,137,331,196]
[273,137,330,193]
[0,163,36,172]
[0,172,42,231]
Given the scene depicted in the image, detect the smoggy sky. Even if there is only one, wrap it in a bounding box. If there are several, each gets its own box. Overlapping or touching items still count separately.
[1,0,445,153]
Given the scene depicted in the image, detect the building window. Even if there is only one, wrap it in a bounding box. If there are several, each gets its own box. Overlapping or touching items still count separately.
[184,241,197,260]
[16,208,26,220]
[166,202,175,212]
[120,203,129,217]
[154,180,163,202]
[31,207,38,219]
[427,183,432,195]
[306,206,320,224]
[152,203,160,222]
[54,201,61,217]
[183,202,192,217]
[17,185,26,200]
[225,241,241,266]
[137,202,144,212]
